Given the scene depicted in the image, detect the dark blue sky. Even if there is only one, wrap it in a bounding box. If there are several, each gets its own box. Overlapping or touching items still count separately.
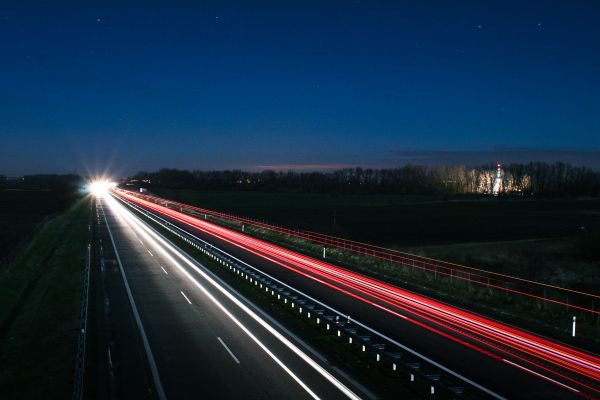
[1,1,599,176]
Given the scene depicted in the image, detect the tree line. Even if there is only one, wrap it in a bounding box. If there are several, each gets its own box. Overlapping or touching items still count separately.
[131,162,600,197]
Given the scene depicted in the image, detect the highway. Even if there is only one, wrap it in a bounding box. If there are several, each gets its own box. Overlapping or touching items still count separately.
[112,188,600,400]
[95,192,365,400]
[123,190,600,315]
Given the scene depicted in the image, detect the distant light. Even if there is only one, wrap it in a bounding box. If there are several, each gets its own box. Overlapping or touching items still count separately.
[88,180,116,196]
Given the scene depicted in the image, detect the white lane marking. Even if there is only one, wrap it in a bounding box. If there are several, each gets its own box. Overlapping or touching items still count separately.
[139,239,144,246]
[180,291,192,305]
[502,359,580,393]
[161,266,169,275]
[106,195,359,400]
[148,250,154,257]
[217,336,240,364]
[100,199,167,400]
[122,198,504,400]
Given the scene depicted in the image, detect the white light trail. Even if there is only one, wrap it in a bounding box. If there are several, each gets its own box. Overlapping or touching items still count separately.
[118,194,506,400]
[102,193,362,400]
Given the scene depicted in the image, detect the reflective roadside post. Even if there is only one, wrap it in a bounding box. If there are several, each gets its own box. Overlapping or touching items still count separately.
[572,316,576,337]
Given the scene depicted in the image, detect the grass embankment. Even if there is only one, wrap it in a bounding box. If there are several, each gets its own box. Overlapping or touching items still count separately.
[0,197,90,399]
[0,189,78,268]
[412,236,600,296]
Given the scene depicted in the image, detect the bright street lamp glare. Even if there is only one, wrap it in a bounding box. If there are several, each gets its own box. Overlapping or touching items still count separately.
[88,180,116,196]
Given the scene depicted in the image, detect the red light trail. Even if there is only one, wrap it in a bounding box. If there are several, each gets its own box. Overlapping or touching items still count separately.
[113,189,600,397]
[122,190,600,316]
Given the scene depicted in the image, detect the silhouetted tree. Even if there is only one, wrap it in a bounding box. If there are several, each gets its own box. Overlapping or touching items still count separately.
[131,162,600,197]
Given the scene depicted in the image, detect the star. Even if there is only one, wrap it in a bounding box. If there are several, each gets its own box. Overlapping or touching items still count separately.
[96,17,102,23]
[477,25,482,29]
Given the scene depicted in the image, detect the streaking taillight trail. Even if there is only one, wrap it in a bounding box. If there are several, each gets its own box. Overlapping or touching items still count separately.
[113,189,600,397]
[120,189,600,316]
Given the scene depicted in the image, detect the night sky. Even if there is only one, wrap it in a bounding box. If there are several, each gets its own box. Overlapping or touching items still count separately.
[1,1,599,176]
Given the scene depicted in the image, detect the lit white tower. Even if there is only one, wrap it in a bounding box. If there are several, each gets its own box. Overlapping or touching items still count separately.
[492,163,502,196]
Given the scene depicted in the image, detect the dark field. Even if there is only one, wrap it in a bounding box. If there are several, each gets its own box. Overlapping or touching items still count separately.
[0,189,78,267]
[152,189,600,247]
[0,198,90,399]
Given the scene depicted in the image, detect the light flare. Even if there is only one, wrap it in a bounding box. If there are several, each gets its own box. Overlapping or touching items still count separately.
[88,179,117,196]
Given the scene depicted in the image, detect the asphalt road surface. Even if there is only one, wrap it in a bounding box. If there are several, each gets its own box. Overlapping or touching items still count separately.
[94,195,366,400]
[111,191,598,400]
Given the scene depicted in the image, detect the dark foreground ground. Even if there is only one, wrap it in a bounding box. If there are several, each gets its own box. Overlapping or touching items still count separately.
[152,189,600,247]
[0,197,90,399]
[0,188,79,268]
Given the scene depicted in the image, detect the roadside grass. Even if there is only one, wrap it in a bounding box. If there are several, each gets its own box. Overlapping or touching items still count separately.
[410,236,600,293]
[0,189,78,267]
[0,197,91,399]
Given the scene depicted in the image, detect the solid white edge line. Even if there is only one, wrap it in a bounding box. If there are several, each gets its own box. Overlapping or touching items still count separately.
[120,197,506,400]
[502,359,580,393]
[180,291,192,304]
[109,197,322,400]
[107,194,361,400]
[217,336,241,364]
[100,199,167,400]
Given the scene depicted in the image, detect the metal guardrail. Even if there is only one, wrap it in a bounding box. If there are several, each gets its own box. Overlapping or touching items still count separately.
[119,195,501,400]
[72,242,91,400]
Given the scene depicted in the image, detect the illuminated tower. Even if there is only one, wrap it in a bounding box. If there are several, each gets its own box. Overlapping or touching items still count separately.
[492,163,502,196]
